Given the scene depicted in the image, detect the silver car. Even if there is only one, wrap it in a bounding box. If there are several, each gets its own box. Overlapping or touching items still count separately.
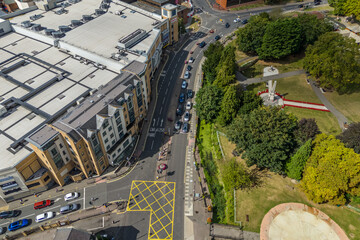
[184,111,190,122]
[60,204,79,214]
[184,71,190,79]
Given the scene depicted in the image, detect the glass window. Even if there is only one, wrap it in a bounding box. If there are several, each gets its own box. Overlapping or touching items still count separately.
[103,119,109,128]
[62,151,66,155]
[108,126,112,131]
[114,111,120,118]
[59,144,63,148]
[100,160,104,166]
[44,176,50,182]
[110,133,114,138]
[106,145,110,150]
[102,131,107,136]
[104,138,109,144]
[50,148,58,156]
[123,139,130,148]
[116,117,122,125]
[112,153,116,158]
[112,140,115,145]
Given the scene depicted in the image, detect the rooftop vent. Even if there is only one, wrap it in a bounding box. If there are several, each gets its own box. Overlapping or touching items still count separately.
[82,15,93,22]
[57,94,65,100]
[31,24,42,31]
[52,31,65,38]
[59,25,71,33]
[26,113,36,120]
[30,14,43,21]
[31,50,39,55]
[68,0,81,3]
[55,8,67,15]
[104,0,111,3]
[44,29,55,36]
[118,29,147,49]
[115,10,122,15]
[121,15,127,19]
[60,2,71,8]
[101,3,109,9]
[71,20,83,27]
[27,79,34,85]
[95,9,105,16]
[130,10,136,13]
[21,21,32,28]
[76,97,85,105]
[89,89,98,95]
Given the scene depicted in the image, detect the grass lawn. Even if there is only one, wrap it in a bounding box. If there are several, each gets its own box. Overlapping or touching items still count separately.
[324,91,360,123]
[228,39,249,61]
[230,3,265,11]
[219,136,360,239]
[304,5,334,12]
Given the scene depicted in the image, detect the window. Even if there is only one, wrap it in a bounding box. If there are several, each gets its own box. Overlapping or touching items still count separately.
[65,157,69,162]
[86,165,89,169]
[81,152,84,156]
[110,133,114,138]
[102,165,105,170]
[103,119,109,128]
[44,176,50,182]
[118,126,123,134]
[27,182,40,189]
[116,117,122,125]
[50,148,58,156]
[102,131,107,137]
[59,144,63,148]
[108,126,112,131]
[112,140,115,145]
[114,111,120,118]
[106,145,110,150]
[123,139,130,148]
[62,151,66,155]
[104,138,109,144]
[117,148,122,153]
[112,153,116,158]
[100,160,104,166]
[78,145,82,149]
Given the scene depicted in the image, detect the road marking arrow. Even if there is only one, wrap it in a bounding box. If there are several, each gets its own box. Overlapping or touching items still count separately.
[54,197,62,202]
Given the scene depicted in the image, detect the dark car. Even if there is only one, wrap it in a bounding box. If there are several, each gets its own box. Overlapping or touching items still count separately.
[199,41,206,48]
[182,122,189,133]
[176,104,183,116]
[225,22,230,28]
[241,19,248,24]
[8,219,30,231]
[175,121,182,130]
[298,4,304,8]
[179,93,185,103]
[215,35,221,41]
[0,227,6,235]
[187,89,193,99]
[0,210,20,219]
[187,65,192,71]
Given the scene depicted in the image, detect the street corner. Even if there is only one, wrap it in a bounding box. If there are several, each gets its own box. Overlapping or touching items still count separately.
[127,180,176,240]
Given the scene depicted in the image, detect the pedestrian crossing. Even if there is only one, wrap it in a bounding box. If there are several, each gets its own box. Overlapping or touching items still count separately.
[184,145,194,217]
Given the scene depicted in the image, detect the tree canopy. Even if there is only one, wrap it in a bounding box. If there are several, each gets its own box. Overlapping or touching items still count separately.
[295,118,320,144]
[195,85,223,122]
[227,107,298,173]
[301,134,360,205]
[202,42,224,85]
[329,0,360,19]
[217,85,242,126]
[297,14,333,46]
[222,159,252,192]
[303,32,360,93]
[286,139,312,180]
[213,45,237,88]
[337,122,360,154]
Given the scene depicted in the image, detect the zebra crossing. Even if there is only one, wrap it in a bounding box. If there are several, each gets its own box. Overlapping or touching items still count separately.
[184,144,194,217]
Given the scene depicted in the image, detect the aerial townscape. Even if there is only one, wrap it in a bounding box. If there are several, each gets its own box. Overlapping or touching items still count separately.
[0,0,359,239]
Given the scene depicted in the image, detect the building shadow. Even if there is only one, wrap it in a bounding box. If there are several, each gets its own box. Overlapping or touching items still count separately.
[96,225,140,240]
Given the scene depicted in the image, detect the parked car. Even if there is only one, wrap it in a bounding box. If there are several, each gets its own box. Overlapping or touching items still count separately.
[215,35,221,41]
[0,210,20,219]
[174,121,182,131]
[8,219,30,231]
[187,89,193,99]
[184,71,190,79]
[241,19,248,24]
[35,212,54,223]
[298,4,304,8]
[199,41,206,48]
[190,51,194,54]
[181,80,187,89]
[158,164,167,170]
[64,192,79,201]
[0,227,5,235]
[34,200,51,210]
[186,101,192,110]
[179,93,185,103]
[184,111,190,122]
[60,204,79,214]
[187,65,192,71]
[189,57,194,63]
[209,29,214,33]
[182,122,189,133]
[176,104,183,116]
[225,22,230,28]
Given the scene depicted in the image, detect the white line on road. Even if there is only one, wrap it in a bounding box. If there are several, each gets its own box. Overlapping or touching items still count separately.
[152,118,156,127]
[0,221,9,226]
[159,107,163,114]
[44,204,61,211]
[151,140,154,150]
[168,81,170,87]
[165,88,168,95]
[22,213,35,219]
[67,198,84,204]
[162,98,165,104]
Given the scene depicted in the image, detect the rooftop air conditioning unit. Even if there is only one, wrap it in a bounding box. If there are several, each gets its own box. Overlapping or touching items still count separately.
[21,21,32,28]
[82,15,93,22]
[115,10,122,15]
[104,0,111,3]
[52,31,65,38]
[95,9,105,16]
[59,25,71,33]
[101,3,109,9]
[44,29,55,36]
[71,20,83,27]
[31,24,42,31]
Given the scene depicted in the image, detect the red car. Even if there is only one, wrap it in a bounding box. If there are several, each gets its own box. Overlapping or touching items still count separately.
[209,29,214,33]
[34,200,51,210]
[190,51,194,54]
[158,164,168,170]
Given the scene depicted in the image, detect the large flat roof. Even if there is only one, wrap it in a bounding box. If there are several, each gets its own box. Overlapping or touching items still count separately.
[0,32,120,170]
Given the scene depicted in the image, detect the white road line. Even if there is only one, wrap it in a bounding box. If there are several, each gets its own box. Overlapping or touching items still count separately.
[22,213,35,219]
[165,88,168,95]
[159,107,163,114]
[0,221,9,226]
[162,98,165,104]
[152,118,156,127]
[67,198,83,204]
[44,204,61,211]
[168,81,171,87]
[151,140,154,150]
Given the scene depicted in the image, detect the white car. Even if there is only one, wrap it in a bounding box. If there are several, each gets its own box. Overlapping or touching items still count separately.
[64,192,79,201]
[35,212,54,223]
[184,71,190,79]
[181,80,187,89]
[184,111,190,122]
[186,101,192,110]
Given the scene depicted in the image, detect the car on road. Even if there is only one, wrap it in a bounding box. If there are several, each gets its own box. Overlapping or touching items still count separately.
[60,204,79,214]
[179,93,185,103]
[215,35,221,41]
[184,111,190,122]
[35,212,54,223]
[158,163,167,170]
[186,101,192,110]
[182,122,189,133]
[187,65,192,71]
[209,29,214,33]
[190,51,194,54]
[176,104,183,116]
[181,80,187,89]
[64,192,79,201]
[34,200,51,210]
[199,41,206,48]
[8,219,30,231]
[298,4,304,8]
[174,121,182,131]
[0,210,21,219]
[187,89,193,99]
[0,227,6,235]
[189,57,194,63]
[241,19,248,24]
[225,22,230,28]
[184,71,190,79]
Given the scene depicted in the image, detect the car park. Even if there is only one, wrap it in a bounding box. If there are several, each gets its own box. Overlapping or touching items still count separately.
[184,71,190,79]
[189,57,194,63]
[199,41,206,48]
[181,80,187,89]
[215,35,221,41]
[186,101,192,110]
[64,192,79,201]
[176,104,183,116]
[175,121,182,130]
[184,111,190,122]
[187,65,192,71]
[60,204,79,214]
[0,210,20,219]
[35,212,54,223]
[179,93,185,103]
[225,22,230,28]
[34,200,51,210]
[187,89,193,98]
[182,122,189,133]
[8,219,30,231]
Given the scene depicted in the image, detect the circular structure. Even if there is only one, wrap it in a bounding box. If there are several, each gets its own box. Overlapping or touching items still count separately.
[260,203,349,240]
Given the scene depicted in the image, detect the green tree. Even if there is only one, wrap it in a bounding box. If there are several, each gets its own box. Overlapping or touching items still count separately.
[195,85,223,122]
[301,134,360,205]
[238,91,263,115]
[227,107,298,173]
[297,14,333,46]
[329,0,348,15]
[303,32,360,93]
[259,18,304,59]
[286,139,312,180]
[222,159,252,192]
[295,118,320,144]
[217,85,242,126]
[202,42,224,85]
[178,17,186,35]
[213,45,237,88]
[337,122,360,154]
[344,0,360,20]
[236,14,271,55]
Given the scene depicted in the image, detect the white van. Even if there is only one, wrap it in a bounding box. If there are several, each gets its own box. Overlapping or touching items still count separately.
[35,212,54,223]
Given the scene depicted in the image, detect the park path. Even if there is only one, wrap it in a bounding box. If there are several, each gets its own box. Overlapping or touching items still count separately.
[238,69,306,85]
